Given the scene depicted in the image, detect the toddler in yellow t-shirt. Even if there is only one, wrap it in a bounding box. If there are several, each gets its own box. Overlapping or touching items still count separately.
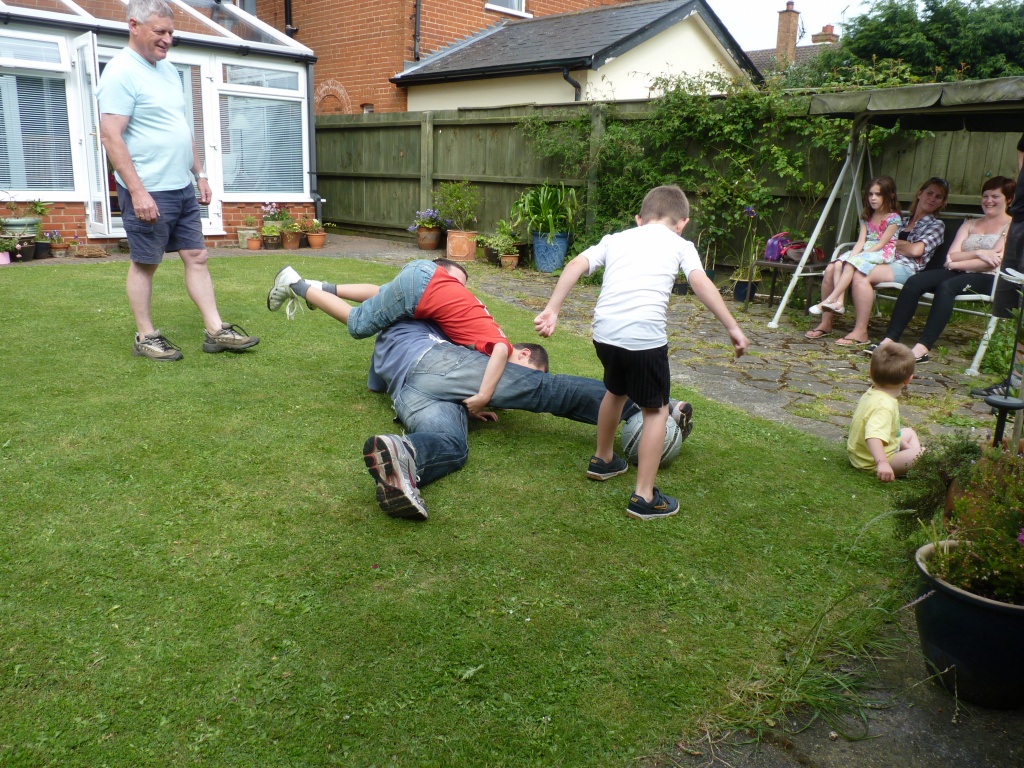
[848,343,924,482]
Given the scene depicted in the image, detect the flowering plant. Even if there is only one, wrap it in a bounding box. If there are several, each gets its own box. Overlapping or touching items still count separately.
[261,202,291,222]
[731,205,761,281]
[928,441,1024,606]
[0,234,21,253]
[304,218,325,234]
[36,230,64,244]
[408,208,449,232]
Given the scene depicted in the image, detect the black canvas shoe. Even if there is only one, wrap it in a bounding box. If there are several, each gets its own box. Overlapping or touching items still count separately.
[587,453,628,481]
[626,487,679,520]
[971,380,1010,399]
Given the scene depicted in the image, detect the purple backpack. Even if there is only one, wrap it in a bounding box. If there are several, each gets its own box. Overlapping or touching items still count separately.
[763,232,791,262]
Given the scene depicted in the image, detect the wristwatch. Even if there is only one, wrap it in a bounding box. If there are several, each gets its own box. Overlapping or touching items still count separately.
[197,171,209,180]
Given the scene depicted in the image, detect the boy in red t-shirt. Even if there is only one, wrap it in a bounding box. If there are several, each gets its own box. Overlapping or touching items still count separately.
[267,259,525,414]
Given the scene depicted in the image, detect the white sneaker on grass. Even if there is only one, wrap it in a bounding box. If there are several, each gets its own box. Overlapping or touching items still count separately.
[267,265,303,319]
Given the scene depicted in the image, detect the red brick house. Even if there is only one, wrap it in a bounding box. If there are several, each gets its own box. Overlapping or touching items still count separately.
[255,0,633,114]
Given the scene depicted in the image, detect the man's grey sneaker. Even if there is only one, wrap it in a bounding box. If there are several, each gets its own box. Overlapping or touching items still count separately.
[670,400,694,442]
[363,435,428,521]
[626,487,679,520]
[971,380,1011,399]
[133,330,183,361]
[203,323,260,353]
[267,265,303,319]
[587,453,628,481]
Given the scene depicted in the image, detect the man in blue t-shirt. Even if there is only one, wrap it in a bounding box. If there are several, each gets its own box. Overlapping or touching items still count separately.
[98,0,257,362]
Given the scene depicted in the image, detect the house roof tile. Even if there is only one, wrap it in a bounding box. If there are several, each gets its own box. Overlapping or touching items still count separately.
[392,0,758,85]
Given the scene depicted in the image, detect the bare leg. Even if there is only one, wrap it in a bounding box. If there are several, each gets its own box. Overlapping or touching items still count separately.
[841,269,885,343]
[126,261,159,336]
[304,285,353,325]
[334,284,380,302]
[635,406,668,501]
[825,263,857,306]
[595,391,627,463]
[808,263,838,335]
[889,427,923,477]
[179,248,223,334]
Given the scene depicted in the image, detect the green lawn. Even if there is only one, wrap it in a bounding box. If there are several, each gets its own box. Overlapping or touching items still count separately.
[0,256,905,766]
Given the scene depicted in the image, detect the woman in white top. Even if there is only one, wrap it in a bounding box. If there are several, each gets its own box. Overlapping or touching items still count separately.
[873,176,1015,363]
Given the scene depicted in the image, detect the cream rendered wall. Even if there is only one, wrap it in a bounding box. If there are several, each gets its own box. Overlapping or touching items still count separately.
[404,14,747,110]
[406,71,585,111]
[585,15,746,101]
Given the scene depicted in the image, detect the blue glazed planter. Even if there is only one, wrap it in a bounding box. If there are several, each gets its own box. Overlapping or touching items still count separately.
[531,232,569,273]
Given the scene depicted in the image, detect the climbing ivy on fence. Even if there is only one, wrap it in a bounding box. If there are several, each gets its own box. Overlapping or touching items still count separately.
[519,74,904,268]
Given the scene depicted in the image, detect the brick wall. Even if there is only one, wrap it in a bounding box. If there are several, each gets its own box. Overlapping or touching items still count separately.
[261,0,630,115]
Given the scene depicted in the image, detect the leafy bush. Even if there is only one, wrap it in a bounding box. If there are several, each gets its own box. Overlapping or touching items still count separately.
[930,442,1024,605]
[433,181,480,231]
[511,183,578,244]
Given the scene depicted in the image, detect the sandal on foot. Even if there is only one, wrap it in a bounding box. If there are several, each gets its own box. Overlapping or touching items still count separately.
[804,328,831,339]
[835,335,869,347]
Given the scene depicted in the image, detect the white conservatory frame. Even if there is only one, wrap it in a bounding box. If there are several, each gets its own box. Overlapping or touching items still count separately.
[0,0,317,238]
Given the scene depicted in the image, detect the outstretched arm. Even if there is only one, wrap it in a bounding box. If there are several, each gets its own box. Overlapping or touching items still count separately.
[463,344,509,415]
[688,270,748,357]
[535,254,590,337]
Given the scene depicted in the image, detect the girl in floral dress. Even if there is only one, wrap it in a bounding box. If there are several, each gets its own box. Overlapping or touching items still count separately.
[811,176,902,315]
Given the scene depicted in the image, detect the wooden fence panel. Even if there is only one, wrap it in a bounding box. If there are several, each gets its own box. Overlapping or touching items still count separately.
[315,107,1021,255]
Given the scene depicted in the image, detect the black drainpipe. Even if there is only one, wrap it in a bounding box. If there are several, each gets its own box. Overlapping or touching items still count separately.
[284,0,298,37]
[414,0,422,61]
[562,68,581,101]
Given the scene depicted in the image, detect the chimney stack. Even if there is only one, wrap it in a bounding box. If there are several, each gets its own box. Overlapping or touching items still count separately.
[776,1,799,66]
[812,24,839,45]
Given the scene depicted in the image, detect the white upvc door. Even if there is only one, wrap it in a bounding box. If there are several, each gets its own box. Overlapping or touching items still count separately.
[73,31,109,236]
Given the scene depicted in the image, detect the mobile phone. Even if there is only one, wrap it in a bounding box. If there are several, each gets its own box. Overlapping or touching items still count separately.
[897,231,910,241]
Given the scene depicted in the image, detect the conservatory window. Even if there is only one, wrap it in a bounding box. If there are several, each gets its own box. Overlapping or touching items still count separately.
[223,64,299,91]
[0,73,74,191]
[0,30,70,72]
[219,94,304,193]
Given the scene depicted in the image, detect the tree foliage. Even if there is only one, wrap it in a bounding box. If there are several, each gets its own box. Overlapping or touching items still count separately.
[792,0,1024,86]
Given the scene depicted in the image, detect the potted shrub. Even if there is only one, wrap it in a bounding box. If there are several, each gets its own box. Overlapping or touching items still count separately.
[0,233,19,266]
[237,215,259,248]
[304,219,327,249]
[730,206,761,303]
[407,208,448,251]
[1,196,47,238]
[511,182,578,272]
[33,226,52,259]
[261,223,282,250]
[434,181,479,262]
[281,220,303,250]
[45,231,68,256]
[910,439,1024,708]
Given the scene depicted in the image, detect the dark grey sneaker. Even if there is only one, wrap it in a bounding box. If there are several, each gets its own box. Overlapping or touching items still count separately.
[626,487,679,520]
[133,330,183,361]
[203,323,260,353]
[670,400,694,442]
[363,435,428,520]
[587,453,628,481]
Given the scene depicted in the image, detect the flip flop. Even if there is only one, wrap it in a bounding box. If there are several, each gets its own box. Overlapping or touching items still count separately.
[835,336,869,347]
[804,328,831,339]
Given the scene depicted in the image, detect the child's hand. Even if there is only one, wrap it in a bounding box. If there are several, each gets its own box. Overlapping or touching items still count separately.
[876,460,895,482]
[534,309,559,337]
[463,393,490,415]
[729,327,749,358]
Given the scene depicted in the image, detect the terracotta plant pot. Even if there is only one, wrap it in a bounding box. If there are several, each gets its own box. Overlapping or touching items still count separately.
[281,231,302,250]
[247,236,262,251]
[416,226,442,251]
[445,230,477,262]
[499,253,519,269]
[50,243,69,256]
[306,232,326,249]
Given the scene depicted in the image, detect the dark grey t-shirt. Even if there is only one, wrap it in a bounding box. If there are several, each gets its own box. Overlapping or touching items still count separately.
[368,320,451,398]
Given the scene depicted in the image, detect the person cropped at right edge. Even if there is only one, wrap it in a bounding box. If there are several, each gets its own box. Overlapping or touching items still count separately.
[971,132,1024,399]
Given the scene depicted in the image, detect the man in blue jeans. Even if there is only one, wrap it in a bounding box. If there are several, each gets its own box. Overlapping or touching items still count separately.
[361,319,692,521]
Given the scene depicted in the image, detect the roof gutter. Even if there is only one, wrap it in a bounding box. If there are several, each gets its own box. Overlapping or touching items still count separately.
[0,11,316,63]
[562,67,581,101]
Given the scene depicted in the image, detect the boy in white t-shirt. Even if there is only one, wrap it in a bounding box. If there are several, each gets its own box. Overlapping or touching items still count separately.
[535,185,749,520]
